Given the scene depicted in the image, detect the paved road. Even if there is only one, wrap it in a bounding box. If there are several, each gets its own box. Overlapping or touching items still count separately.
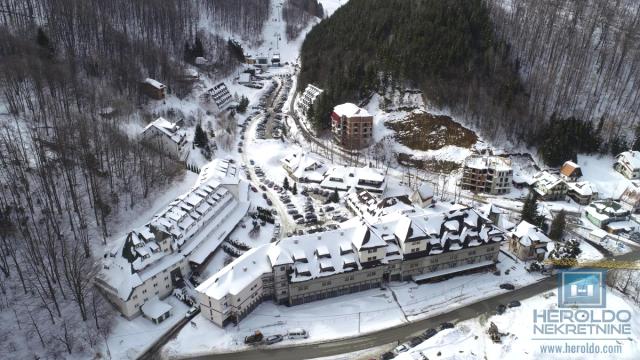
[167,250,639,360]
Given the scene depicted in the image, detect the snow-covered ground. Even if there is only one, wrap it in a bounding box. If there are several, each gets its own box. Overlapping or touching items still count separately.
[578,154,631,199]
[396,290,640,360]
[107,297,189,360]
[161,252,546,357]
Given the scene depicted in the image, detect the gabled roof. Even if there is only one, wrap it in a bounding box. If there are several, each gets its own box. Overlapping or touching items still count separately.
[560,161,582,178]
[511,221,551,246]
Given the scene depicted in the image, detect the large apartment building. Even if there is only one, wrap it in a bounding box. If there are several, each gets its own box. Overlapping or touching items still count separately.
[196,203,505,327]
[461,155,513,195]
[96,160,249,319]
[331,103,373,149]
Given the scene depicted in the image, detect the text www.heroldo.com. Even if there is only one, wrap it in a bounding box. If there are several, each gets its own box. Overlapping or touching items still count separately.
[539,342,623,355]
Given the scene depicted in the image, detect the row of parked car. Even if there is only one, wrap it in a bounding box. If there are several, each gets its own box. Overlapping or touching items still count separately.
[381,322,455,359]
[244,328,309,345]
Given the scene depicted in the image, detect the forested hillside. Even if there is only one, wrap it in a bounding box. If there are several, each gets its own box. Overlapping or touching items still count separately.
[299,0,640,166]
[298,0,526,137]
[0,0,271,357]
[487,0,640,159]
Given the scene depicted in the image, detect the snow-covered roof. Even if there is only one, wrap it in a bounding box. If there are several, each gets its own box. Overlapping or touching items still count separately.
[196,245,273,300]
[532,171,564,192]
[141,297,172,319]
[616,151,640,170]
[196,202,506,300]
[464,155,512,172]
[415,183,434,200]
[281,151,327,181]
[143,78,166,89]
[567,181,596,196]
[586,200,631,221]
[321,166,386,192]
[196,159,240,187]
[97,176,248,302]
[511,221,551,246]
[333,103,371,118]
[142,117,186,145]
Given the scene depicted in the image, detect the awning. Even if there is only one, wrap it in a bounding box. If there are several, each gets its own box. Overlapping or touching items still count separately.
[412,260,494,283]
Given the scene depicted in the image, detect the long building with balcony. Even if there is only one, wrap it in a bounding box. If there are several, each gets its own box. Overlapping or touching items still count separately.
[96,160,249,319]
[295,84,324,118]
[195,202,505,327]
[461,155,513,195]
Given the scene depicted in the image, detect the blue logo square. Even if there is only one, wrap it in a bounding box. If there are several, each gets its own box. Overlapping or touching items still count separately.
[558,269,606,308]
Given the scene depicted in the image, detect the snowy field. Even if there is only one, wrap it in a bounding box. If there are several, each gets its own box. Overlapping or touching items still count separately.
[161,252,546,357]
[107,297,189,360]
[396,290,640,360]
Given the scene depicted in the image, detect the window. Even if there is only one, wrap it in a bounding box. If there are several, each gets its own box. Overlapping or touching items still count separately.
[142,289,147,294]
[155,291,159,295]
[280,266,285,271]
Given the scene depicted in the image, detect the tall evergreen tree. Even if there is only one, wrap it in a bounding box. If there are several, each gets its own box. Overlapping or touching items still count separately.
[283,177,290,190]
[194,123,208,148]
[292,183,298,195]
[521,193,540,225]
[549,210,566,241]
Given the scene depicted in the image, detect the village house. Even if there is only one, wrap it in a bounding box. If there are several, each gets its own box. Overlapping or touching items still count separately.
[95,166,249,320]
[508,221,552,261]
[331,103,373,149]
[614,150,640,179]
[410,183,435,208]
[559,161,582,181]
[141,78,166,100]
[566,181,598,205]
[295,84,324,118]
[141,117,188,160]
[346,190,419,223]
[584,200,634,234]
[620,180,640,213]
[195,202,505,327]
[320,165,386,193]
[460,155,513,195]
[532,171,568,201]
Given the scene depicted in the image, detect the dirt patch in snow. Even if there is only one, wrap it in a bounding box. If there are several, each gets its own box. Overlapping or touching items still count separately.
[385,112,478,151]
[397,153,460,173]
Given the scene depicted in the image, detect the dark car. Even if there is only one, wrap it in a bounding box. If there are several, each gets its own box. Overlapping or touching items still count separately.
[500,283,515,290]
[266,199,273,206]
[260,185,267,191]
[251,186,258,192]
[380,352,395,360]
[508,300,521,308]
[262,193,268,200]
[422,328,437,340]
[496,304,507,315]
[439,322,454,331]
[292,214,303,220]
[264,334,283,345]
[409,336,423,347]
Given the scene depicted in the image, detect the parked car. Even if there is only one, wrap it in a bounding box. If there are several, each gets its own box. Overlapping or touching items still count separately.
[422,328,438,340]
[287,209,298,215]
[244,330,264,345]
[439,322,455,331]
[185,306,200,318]
[251,186,258,192]
[292,214,303,220]
[266,199,273,206]
[287,328,309,339]
[262,193,268,200]
[409,336,423,347]
[508,300,521,308]
[249,159,255,165]
[393,343,409,354]
[264,334,283,345]
[380,352,395,360]
[500,283,515,290]
[496,304,507,315]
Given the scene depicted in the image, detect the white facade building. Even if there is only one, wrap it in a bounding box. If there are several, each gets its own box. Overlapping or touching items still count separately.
[141,117,188,159]
[196,202,505,327]
[461,155,512,195]
[295,84,323,118]
[614,151,640,179]
[320,166,386,193]
[96,167,249,319]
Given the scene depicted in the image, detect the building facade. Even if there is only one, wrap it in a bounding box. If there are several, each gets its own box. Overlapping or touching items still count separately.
[508,221,551,261]
[196,204,505,327]
[614,151,640,179]
[532,171,568,201]
[296,84,323,118]
[141,78,166,100]
[141,117,188,159]
[460,155,512,195]
[331,103,373,149]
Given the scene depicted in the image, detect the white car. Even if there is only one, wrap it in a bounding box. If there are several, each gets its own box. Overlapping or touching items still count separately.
[185,306,200,318]
[393,344,410,354]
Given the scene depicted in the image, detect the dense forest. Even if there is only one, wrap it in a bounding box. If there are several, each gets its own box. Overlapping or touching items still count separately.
[300,0,640,166]
[298,0,526,137]
[283,0,324,41]
[0,0,272,357]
